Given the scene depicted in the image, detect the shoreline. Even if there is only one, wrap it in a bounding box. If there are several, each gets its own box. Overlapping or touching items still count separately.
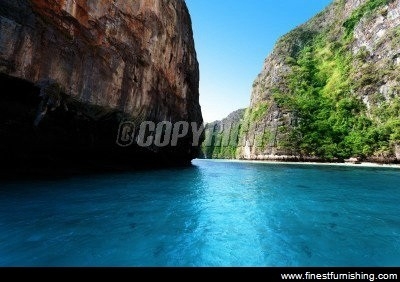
[195,158,400,169]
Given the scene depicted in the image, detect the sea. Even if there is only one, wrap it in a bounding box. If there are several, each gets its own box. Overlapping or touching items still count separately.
[0,159,399,266]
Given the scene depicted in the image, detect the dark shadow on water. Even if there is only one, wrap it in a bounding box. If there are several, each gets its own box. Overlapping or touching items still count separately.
[129,223,138,230]
[0,161,198,182]
[331,212,340,218]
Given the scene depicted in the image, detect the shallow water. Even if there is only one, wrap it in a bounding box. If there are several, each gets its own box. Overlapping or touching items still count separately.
[0,160,399,266]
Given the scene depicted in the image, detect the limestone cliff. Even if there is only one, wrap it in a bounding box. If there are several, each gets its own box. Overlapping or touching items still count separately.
[200,109,245,159]
[207,0,400,163]
[0,0,202,174]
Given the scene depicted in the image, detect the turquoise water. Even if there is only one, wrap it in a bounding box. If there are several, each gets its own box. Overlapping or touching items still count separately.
[0,160,399,266]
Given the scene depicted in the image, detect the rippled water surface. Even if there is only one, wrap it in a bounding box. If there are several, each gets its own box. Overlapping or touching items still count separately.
[0,160,399,266]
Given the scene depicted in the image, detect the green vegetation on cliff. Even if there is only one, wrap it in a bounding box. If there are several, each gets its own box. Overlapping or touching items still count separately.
[202,0,400,162]
[270,0,399,160]
[343,0,392,39]
[201,109,245,159]
[274,36,371,159]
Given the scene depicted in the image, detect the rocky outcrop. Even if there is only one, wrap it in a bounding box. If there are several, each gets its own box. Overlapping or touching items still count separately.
[212,0,400,163]
[0,0,202,174]
[200,109,245,159]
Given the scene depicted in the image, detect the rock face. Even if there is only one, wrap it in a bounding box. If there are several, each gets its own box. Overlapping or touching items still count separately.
[210,0,400,163]
[0,0,203,174]
[200,109,245,159]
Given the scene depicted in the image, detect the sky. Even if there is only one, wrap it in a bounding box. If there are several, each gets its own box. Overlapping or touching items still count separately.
[185,0,333,123]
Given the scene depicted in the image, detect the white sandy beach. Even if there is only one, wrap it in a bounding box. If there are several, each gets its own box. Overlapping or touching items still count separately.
[196,159,400,169]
